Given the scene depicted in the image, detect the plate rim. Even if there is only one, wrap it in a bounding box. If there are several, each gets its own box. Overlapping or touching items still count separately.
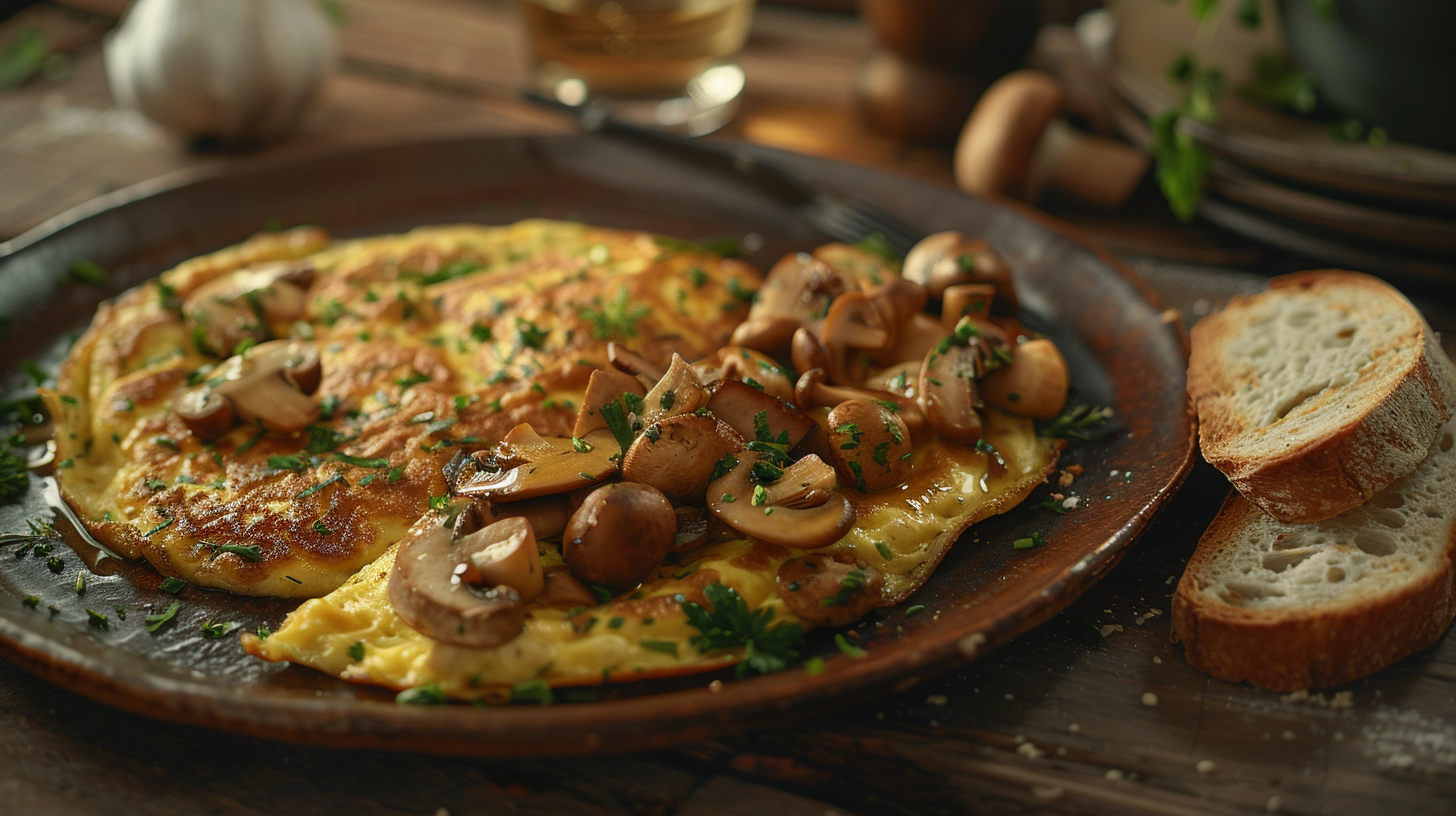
[0,132,1196,756]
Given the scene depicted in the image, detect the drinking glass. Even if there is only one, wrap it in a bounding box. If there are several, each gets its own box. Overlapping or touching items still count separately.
[517,0,757,135]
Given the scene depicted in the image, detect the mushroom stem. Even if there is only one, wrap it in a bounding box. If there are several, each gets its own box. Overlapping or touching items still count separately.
[794,368,927,441]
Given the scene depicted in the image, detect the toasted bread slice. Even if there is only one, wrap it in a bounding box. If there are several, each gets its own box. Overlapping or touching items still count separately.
[1172,419,1456,691]
[1188,270,1456,523]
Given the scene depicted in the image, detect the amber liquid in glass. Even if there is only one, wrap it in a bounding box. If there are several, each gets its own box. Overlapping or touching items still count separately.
[520,0,755,98]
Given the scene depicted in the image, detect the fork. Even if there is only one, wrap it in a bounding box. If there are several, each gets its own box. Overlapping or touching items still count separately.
[523,93,926,256]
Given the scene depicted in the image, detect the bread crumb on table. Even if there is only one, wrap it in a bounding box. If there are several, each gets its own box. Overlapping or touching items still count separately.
[1141,692,1159,707]
[1196,760,1216,774]
[1017,742,1045,759]
[1105,769,1124,781]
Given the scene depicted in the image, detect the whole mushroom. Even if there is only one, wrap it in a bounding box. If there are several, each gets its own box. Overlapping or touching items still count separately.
[563,482,677,593]
[825,399,913,492]
[953,69,1150,210]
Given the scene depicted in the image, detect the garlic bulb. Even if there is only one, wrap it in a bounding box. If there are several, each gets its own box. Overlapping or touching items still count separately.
[104,0,336,144]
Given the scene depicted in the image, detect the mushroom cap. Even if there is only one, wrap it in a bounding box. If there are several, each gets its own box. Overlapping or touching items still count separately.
[826,399,912,492]
[563,482,676,592]
[460,516,545,603]
[387,518,528,648]
[706,454,855,550]
[620,414,745,504]
[980,337,1069,420]
[954,69,1063,200]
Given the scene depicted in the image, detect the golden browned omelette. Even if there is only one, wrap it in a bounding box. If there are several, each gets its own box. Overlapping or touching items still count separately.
[238,228,1069,698]
[45,220,754,597]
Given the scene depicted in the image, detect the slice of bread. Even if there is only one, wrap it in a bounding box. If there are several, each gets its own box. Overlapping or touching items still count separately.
[1172,418,1456,691]
[1188,270,1456,523]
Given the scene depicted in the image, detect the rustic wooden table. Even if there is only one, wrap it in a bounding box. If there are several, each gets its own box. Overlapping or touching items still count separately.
[3,2,1455,815]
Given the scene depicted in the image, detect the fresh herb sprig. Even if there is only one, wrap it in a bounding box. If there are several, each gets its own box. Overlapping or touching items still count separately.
[682,582,804,677]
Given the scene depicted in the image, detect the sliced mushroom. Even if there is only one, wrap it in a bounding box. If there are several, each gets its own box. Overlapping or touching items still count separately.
[730,254,845,355]
[826,399,912,492]
[795,368,927,442]
[980,338,1069,420]
[640,353,710,426]
[811,242,900,286]
[865,361,920,399]
[183,261,315,356]
[878,312,946,368]
[458,516,545,603]
[694,346,797,404]
[484,493,571,540]
[388,517,527,648]
[573,368,648,438]
[901,231,1018,308]
[707,454,854,550]
[539,568,600,608]
[705,379,818,451]
[177,390,234,441]
[760,454,840,509]
[607,342,664,389]
[563,482,676,592]
[620,414,745,504]
[177,340,320,440]
[941,283,998,331]
[456,427,619,502]
[918,342,983,445]
[776,553,884,627]
[819,292,891,386]
[866,277,928,328]
[671,506,712,553]
[791,328,830,385]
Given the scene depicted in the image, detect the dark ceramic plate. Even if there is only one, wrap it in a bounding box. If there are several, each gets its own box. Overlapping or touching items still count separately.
[0,135,1193,756]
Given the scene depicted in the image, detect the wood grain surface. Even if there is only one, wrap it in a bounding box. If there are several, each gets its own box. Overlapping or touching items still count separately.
[3,2,1455,814]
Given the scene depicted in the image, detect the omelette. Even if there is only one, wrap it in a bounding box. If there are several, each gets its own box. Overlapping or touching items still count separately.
[49,219,1064,698]
[46,220,753,597]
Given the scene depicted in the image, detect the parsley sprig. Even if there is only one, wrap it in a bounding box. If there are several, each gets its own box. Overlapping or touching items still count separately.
[682,582,804,677]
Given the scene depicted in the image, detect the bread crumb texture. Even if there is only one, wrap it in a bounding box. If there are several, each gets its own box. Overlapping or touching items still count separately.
[1194,421,1456,611]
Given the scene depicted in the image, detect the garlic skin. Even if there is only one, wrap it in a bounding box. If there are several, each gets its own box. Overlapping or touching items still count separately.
[105,0,336,144]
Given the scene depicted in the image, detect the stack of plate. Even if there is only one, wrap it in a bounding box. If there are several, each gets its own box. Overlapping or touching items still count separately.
[1101,13,1456,291]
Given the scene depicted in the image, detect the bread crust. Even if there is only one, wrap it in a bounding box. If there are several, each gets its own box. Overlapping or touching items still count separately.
[1188,270,1456,523]
[1172,492,1456,691]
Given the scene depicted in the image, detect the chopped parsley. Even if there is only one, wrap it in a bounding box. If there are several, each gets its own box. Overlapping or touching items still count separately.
[576,285,650,340]
[1013,532,1045,550]
[397,683,447,705]
[639,639,679,657]
[834,633,867,658]
[201,619,242,639]
[159,577,188,594]
[266,454,310,472]
[347,641,365,661]
[515,318,549,349]
[85,609,110,630]
[1041,405,1114,441]
[144,601,181,632]
[822,569,867,606]
[207,542,264,562]
[511,679,554,705]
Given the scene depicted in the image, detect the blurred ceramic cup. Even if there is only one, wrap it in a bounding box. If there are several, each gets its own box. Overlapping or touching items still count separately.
[518,0,756,135]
